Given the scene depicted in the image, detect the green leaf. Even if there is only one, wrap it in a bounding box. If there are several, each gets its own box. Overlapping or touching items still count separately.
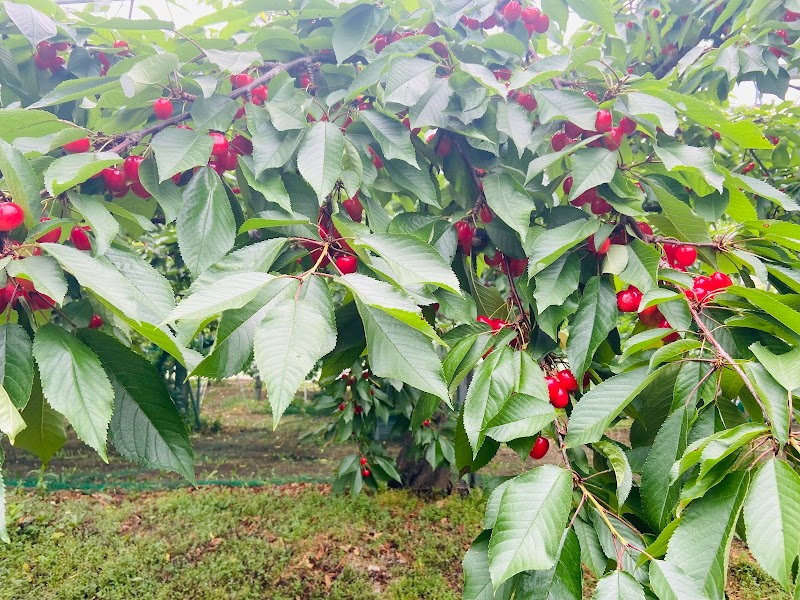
[483,173,536,243]
[748,342,800,393]
[385,57,437,105]
[14,371,66,465]
[6,255,67,306]
[488,465,573,587]
[255,294,336,427]
[649,560,711,600]
[534,89,600,132]
[459,63,509,98]
[647,183,712,244]
[247,106,305,176]
[409,77,453,129]
[653,143,725,193]
[742,363,790,446]
[168,272,274,323]
[32,324,114,460]
[730,173,799,212]
[665,471,749,599]
[626,92,679,136]
[463,532,513,600]
[533,253,580,314]
[485,393,556,443]
[203,49,261,74]
[591,571,645,600]
[619,239,660,293]
[79,330,195,482]
[3,1,56,46]
[43,152,121,196]
[566,276,617,379]
[120,52,179,97]
[190,95,238,133]
[0,109,74,142]
[383,158,440,208]
[138,158,182,223]
[150,128,214,183]
[593,440,633,505]
[641,405,690,531]
[728,286,800,336]
[563,0,617,35]
[359,232,460,293]
[569,148,618,201]
[743,458,800,589]
[0,385,24,443]
[332,4,389,64]
[355,296,449,402]
[0,324,33,411]
[528,220,601,275]
[177,167,235,276]
[496,102,533,157]
[513,529,582,600]
[565,366,654,447]
[67,193,119,256]
[29,76,119,108]
[192,279,298,379]
[296,122,344,202]
[103,246,176,324]
[0,140,40,227]
[360,110,417,167]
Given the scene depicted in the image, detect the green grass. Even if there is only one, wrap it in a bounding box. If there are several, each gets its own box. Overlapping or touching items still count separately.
[0,485,787,600]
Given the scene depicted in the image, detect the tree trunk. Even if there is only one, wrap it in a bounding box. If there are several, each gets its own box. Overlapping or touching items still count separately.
[392,432,452,494]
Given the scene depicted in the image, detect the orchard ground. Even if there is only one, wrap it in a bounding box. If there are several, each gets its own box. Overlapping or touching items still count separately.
[0,382,785,599]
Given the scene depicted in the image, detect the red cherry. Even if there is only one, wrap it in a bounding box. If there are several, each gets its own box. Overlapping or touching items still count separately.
[584,91,599,103]
[423,419,431,427]
[663,242,679,262]
[516,92,537,112]
[123,155,144,181]
[113,40,130,53]
[484,251,503,267]
[490,319,507,331]
[359,457,368,466]
[594,110,613,133]
[502,257,527,278]
[338,403,346,411]
[343,195,363,222]
[431,41,449,58]
[231,73,253,88]
[672,245,697,267]
[556,369,578,392]
[422,22,440,36]
[651,9,661,18]
[551,386,569,408]
[590,197,612,215]
[209,132,229,157]
[502,1,522,23]
[709,271,733,290]
[218,150,239,171]
[479,204,493,223]
[0,202,24,232]
[639,305,662,328]
[603,127,624,151]
[153,98,173,120]
[230,134,253,156]
[36,217,61,243]
[101,167,128,193]
[637,221,653,235]
[70,226,92,251]
[529,436,550,459]
[482,14,497,28]
[564,121,584,138]
[587,234,611,255]
[354,405,363,414]
[461,16,480,30]
[617,288,641,312]
[477,315,494,328]
[742,162,755,174]
[626,20,634,29]
[533,13,549,33]
[627,66,635,74]
[712,131,721,141]
[298,72,312,88]
[545,376,561,401]
[454,221,474,255]
[129,181,150,199]
[336,256,358,274]
[251,85,268,104]
[63,137,91,153]
[362,469,370,477]
[521,7,540,23]
[551,131,569,151]
[171,172,183,185]
[88,314,103,329]
[562,176,574,195]
[373,34,388,52]
[619,117,637,135]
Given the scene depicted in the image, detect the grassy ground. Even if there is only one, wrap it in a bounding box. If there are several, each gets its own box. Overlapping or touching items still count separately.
[0,380,788,599]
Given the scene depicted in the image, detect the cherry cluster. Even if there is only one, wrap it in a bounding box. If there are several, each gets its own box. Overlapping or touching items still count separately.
[460,1,550,37]
[302,222,358,275]
[553,109,638,156]
[544,369,578,409]
[229,72,269,119]
[33,40,70,72]
[97,40,131,76]
[685,272,733,303]
[476,314,508,331]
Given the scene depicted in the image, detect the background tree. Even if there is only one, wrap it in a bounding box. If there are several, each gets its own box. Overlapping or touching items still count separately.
[0,0,798,598]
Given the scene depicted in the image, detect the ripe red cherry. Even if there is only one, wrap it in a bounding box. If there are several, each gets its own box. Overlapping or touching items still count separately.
[422,22,440,36]
[373,34,388,52]
[36,217,61,243]
[742,162,755,174]
[454,221,474,255]
[360,457,368,466]
[477,315,494,328]
[562,176,574,195]
[461,16,480,30]
[651,8,661,18]
[129,181,150,199]
[336,256,358,274]
[153,98,173,120]
[617,288,641,312]
[672,245,697,267]
[0,203,24,232]
[556,369,578,392]
[436,136,453,157]
[534,13,549,33]
[584,90,599,103]
[503,1,522,22]
[626,20,634,29]
[587,234,611,255]
[63,137,90,153]
[529,436,549,459]
[209,132,229,157]
[619,117,637,135]
[123,155,144,181]
[230,134,253,156]
[639,305,663,328]
[516,92,537,112]
[338,402,346,411]
[603,127,624,151]
[88,314,103,329]
[101,167,127,193]
[482,14,497,28]
[354,405,363,414]
[710,271,733,290]
[70,226,92,251]
[343,195,363,222]
[484,251,503,267]
[637,221,653,235]
[479,204,492,223]
[521,7,540,23]
[501,257,527,278]
[551,131,569,151]
[590,197,612,215]
[423,419,431,427]
[362,469,370,477]
[218,149,239,171]
[595,110,613,133]
[545,376,562,400]
[230,72,253,88]
[551,386,569,408]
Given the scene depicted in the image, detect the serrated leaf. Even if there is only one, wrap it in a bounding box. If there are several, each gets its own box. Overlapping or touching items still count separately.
[6,255,67,306]
[138,158,182,223]
[591,571,645,600]
[177,167,235,276]
[649,560,711,600]
[13,371,66,465]
[190,95,238,132]
[29,76,119,108]
[120,53,179,97]
[204,49,261,74]
[744,363,790,447]
[0,140,41,227]
[409,77,452,129]
[533,253,581,314]
[743,458,800,589]
[619,239,660,293]
[654,143,725,193]
[103,246,175,323]
[384,57,437,105]
[332,4,389,64]
[563,0,617,35]
[566,366,654,447]
[463,532,514,600]
[496,102,532,157]
[0,386,24,443]
[67,192,119,256]
[488,465,573,587]
[748,342,800,393]
[383,158,440,207]
[44,152,121,196]
[296,121,344,202]
[626,92,679,136]
[569,148,618,201]
[0,324,33,411]
[513,529,582,600]
[534,89,600,132]
[32,324,113,460]
[485,393,556,443]
[593,440,633,505]
[3,2,56,46]
[527,220,600,275]
[168,272,274,323]
[483,173,536,243]
[79,330,194,481]
[360,110,417,167]
[566,276,617,379]
[150,128,214,182]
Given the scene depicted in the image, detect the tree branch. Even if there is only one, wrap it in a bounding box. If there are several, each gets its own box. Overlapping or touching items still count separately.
[652,21,715,80]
